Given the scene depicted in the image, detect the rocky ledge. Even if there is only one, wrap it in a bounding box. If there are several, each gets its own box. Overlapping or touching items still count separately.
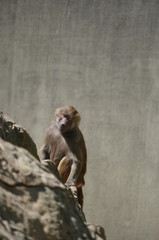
[0,112,106,240]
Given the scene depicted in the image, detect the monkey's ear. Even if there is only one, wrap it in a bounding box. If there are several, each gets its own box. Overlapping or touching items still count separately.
[68,106,81,122]
[75,112,81,125]
[69,106,78,116]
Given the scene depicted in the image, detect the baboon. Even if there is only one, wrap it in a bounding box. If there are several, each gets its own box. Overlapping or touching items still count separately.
[40,106,87,208]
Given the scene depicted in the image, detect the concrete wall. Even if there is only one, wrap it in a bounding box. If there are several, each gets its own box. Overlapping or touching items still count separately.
[1,1,159,239]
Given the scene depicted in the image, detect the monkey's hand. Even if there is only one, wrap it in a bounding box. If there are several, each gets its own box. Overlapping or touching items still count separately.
[69,185,78,202]
[65,180,76,188]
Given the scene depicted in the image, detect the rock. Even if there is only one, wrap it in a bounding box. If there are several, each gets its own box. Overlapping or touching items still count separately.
[0,112,39,160]
[41,159,61,181]
[87,224,106,240]
[0,112,106,240]
[0,139,106,240]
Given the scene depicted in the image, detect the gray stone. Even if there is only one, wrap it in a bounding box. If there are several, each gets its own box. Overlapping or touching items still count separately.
[0,112,39,160]
[0,139,93,239]
[0,112,106,239]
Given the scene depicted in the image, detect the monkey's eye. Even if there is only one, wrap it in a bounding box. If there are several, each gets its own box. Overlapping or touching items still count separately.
[65,115,72,121]
[59,114,71,121]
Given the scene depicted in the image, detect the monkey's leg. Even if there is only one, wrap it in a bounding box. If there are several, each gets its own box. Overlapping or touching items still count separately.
[77,186,84,209]
[57,156,71,184]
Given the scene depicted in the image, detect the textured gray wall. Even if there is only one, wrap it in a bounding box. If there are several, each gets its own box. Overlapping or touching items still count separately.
[1,1,159,239]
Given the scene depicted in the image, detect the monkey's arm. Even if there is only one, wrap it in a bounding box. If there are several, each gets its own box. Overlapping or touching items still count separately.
[65,131,87,187]
[65,155,81,187]
[40,145,50,160]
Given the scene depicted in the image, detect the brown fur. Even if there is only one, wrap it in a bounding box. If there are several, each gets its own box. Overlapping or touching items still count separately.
[40,106,87,208]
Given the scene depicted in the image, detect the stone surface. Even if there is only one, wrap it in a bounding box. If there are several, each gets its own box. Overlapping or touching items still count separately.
[0,112,106,240]
[0,112,39,160]
[41,159,61,181]
[0,139,106,240]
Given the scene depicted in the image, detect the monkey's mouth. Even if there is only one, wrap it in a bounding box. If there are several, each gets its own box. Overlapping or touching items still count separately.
[59,125,67,133]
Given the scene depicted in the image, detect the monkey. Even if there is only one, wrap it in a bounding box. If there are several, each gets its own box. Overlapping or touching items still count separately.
[40,106,87,208]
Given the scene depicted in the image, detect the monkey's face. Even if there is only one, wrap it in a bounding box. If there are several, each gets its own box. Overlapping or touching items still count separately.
[55,106,80,133]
